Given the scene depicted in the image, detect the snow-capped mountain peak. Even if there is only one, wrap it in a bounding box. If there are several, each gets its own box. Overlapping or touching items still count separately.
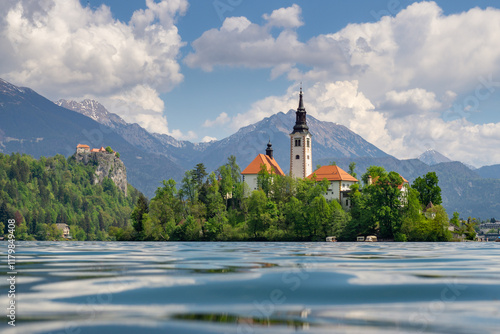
[55,99,127,127]
[417,149,452,166]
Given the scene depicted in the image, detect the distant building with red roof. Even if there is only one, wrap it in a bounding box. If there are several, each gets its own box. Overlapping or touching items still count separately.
[76,144,116,156]
[76,144,90,154]
[241,141,284,194]
[307,165,358,209]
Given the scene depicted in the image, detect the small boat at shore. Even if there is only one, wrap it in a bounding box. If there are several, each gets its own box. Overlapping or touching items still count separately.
[326,236,337,242]
[356,235,378,242]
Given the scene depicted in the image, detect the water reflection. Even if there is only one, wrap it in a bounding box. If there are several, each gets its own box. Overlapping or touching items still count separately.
[1,241,500,333]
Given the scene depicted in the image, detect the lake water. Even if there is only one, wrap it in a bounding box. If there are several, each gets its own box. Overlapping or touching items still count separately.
[2,241,500,334]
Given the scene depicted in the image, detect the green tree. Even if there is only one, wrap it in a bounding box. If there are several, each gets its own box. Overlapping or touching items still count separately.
[283,196,306,238]
[180,169,198,203]
[257,164,273,196]
[464,217,478,240]
[218,165,233,206]
[131,194,149,237]
[342,183,375,240]
[412,172,442,206]
[226,155,241,184]
[348,162,357,179]
[400,188,424,241]
[193,163,208,188]
[105,146,114,153]
[361,166,387,185]
[353,168,405,240]
[246,190,276,238]
[307,196,332,240]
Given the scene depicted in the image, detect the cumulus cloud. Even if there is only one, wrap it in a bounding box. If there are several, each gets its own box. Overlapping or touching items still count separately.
[187,2,500,166]
[201,136,217,143]
[380,88,442,117]
[203,112,230,127]
[184,8,347,73]
[0,0,187,135]
[263,4,303,28]
[170,129,197,141]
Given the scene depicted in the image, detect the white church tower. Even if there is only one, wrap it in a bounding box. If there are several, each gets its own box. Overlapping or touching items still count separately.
[290,87,312,178]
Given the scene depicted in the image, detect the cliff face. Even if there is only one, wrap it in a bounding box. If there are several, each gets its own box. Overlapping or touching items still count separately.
[75,152,128,196]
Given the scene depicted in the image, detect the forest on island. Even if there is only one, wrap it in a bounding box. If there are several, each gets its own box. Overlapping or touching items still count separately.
[0,153,140,240]
[124,156,471,242]
[0,153,476,242]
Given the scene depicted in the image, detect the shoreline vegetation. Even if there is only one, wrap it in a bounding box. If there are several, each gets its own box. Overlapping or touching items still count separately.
[1,153,477,242]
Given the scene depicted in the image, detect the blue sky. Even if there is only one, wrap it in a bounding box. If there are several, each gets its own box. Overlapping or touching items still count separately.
[1,0,500,166]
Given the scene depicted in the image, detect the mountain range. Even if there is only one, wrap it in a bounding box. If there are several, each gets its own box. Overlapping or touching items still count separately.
[0,78,184,196]
[1,78,500,218]
[56,98,388,174]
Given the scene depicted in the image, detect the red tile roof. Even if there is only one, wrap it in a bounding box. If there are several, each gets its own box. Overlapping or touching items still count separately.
[241,154,285,176]
[90,148,100,152]
[77,144,90,149]
[307,165,358,182]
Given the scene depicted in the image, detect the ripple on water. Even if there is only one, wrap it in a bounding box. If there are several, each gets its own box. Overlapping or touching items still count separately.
[3,241,500,334]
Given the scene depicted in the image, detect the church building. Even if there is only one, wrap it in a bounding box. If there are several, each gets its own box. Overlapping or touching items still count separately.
[290,87,313,179]
[241,141,284,193]
[240,87,359,208]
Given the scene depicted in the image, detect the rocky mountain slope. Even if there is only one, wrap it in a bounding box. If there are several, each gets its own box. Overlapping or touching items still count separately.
[476,164,500,179]
[418,149,453,165]
[57,99,389,173]
[0,79,183,196]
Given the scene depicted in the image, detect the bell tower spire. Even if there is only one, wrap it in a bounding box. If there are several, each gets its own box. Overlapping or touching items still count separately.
[289,85,312,178]
[298,83,305,111]
[292,83,309,135]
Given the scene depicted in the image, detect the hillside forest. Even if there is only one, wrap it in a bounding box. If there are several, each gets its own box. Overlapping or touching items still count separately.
[0,153,140,240]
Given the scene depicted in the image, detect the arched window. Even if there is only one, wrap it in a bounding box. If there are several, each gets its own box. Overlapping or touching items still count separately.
[295,155,300,159]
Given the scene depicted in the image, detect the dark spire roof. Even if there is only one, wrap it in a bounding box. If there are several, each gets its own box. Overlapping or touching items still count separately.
[298,84,305,111]
[291,85,309,135]
[266,140,274,159]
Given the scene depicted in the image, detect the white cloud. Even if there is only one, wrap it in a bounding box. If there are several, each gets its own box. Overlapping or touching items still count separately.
[170,129,197,141]
[186,2,500,99]
[201,136,217,143]
[98,84,168,133]
[187,2,500,166]
[381,88,442,117]
[184,7,342,73]
[0,0,187,134]
[203,112,230,127]
[263,4,303,29]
